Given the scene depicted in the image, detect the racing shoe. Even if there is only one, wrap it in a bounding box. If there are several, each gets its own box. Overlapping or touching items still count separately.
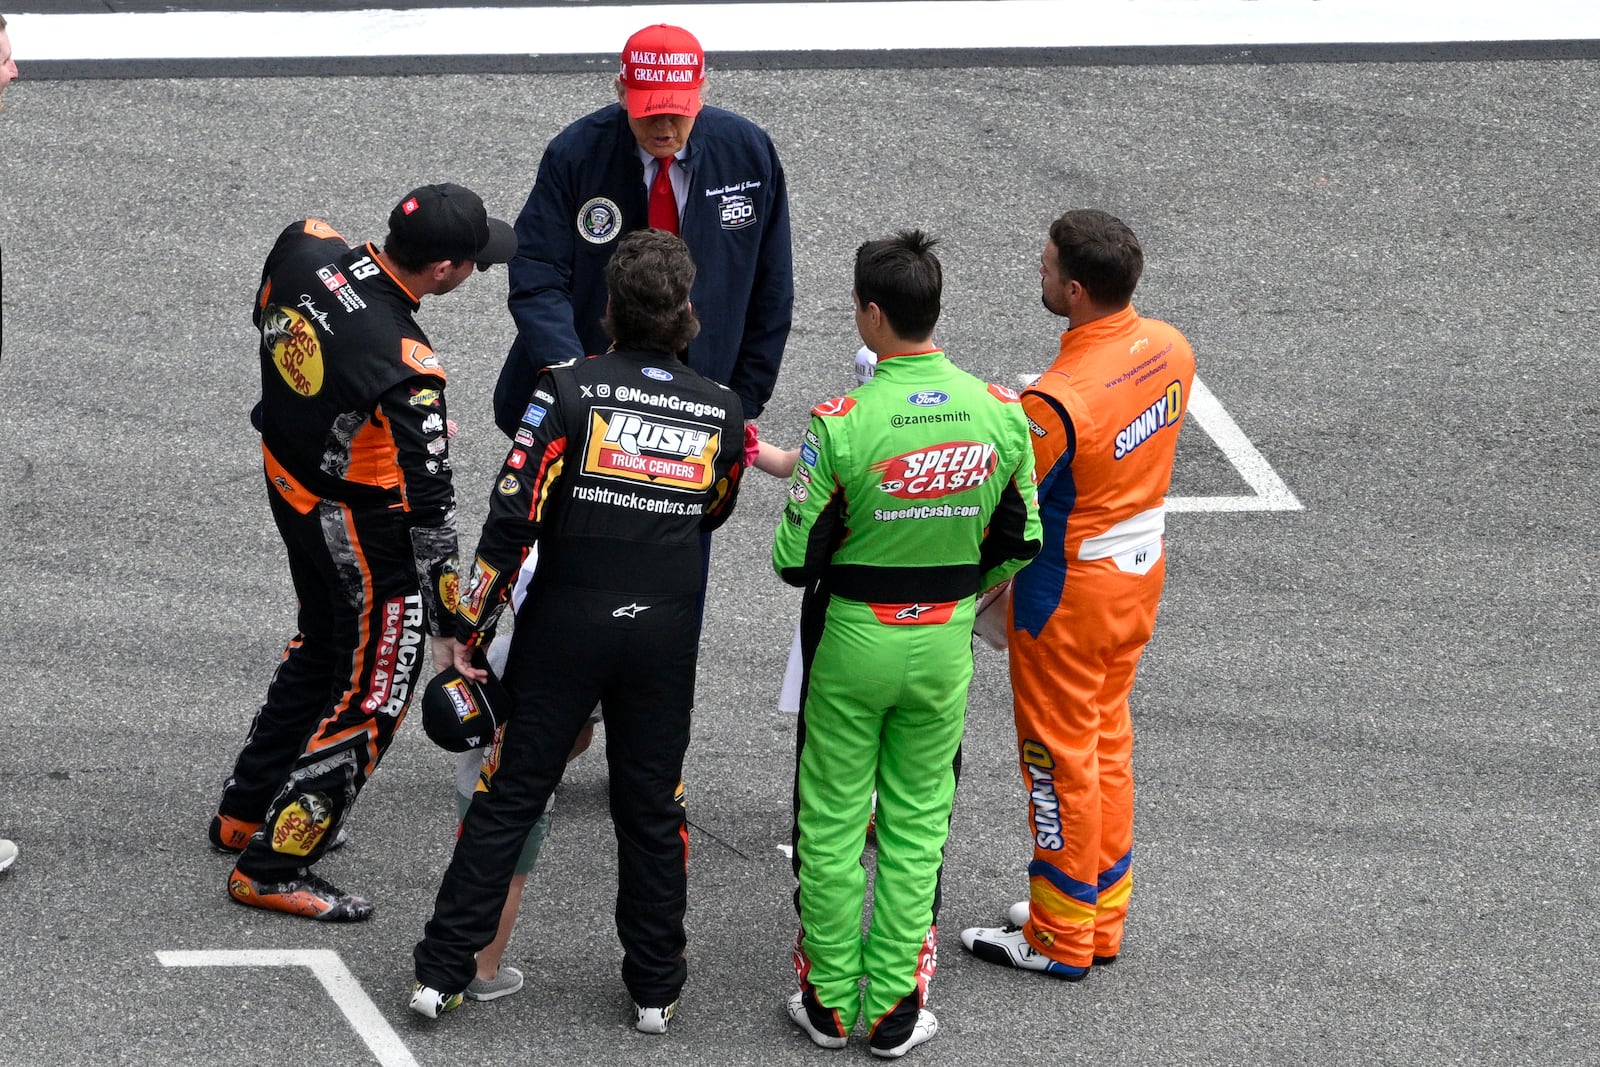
[227,866,373,922]
[960,924,1089,981]
[786,990,848,1049]
[1003,903,1117,965]
[634,998,680,1034]
[409,983,464,1019]
[868,1009,938,1059]
[466,965,524,1002]
[209,814,262,853]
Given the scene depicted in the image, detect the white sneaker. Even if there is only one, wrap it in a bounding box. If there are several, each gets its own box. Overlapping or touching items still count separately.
[960,925,1089,981]
[634,998,679,1034]
[408,982,464,1018]
[998,904,1120,965]
[786,990,847,1049]
[869,1009,938,1058]
[0,839,17,873]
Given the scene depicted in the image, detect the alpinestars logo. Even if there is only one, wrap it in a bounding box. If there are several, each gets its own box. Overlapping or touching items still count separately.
[871,442,997,499]
[584,407,720,493]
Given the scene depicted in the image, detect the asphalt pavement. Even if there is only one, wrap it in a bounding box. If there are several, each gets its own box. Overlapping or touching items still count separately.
[0,46,1597,1067]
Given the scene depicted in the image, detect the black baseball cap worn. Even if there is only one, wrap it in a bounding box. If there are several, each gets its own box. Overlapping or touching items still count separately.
[421,665,513,752]
[388,183,517,265]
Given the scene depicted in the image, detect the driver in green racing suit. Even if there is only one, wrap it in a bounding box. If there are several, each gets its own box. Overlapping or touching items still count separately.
[772,230,1041,1058]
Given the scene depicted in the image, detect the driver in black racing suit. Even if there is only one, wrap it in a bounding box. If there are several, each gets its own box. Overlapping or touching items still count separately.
[212,184,516,921]
[410,229,746,1034]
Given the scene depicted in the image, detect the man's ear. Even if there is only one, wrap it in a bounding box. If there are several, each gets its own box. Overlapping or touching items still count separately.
[424,259,459,292]
[614,77,627,105]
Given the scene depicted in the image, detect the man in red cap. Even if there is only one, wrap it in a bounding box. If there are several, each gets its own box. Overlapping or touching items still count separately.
[494,23,792,436]
[462,20,792,1012]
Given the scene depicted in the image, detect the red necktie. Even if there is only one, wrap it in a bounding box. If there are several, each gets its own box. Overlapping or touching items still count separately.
[648,156,679,235]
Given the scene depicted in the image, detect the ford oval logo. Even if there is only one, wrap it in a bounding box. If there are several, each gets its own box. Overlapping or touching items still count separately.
[642,367,674,382]
[908,390,949,407]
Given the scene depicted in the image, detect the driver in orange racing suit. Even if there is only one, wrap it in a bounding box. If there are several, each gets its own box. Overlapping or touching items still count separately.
[962,209,1195,978]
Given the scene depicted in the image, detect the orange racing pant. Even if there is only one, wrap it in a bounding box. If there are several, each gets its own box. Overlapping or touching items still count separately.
[1008,551,1164,967]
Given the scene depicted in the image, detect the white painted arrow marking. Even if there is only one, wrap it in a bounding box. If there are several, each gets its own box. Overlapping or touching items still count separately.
[1170,376,1302,512]
[1015,373,1302,513]
[157,950,417,1067]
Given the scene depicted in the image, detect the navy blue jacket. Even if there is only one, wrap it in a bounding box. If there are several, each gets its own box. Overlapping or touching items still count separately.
[496,103,793,435]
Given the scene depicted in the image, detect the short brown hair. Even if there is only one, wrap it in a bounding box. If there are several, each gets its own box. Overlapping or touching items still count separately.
[1049,210,1143,307]
[603,229,700,354]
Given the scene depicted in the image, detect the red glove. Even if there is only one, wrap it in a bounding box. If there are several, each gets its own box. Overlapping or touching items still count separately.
[743,422,761,469]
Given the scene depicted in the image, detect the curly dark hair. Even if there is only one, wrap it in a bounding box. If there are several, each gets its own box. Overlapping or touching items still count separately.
[602,229,701,355]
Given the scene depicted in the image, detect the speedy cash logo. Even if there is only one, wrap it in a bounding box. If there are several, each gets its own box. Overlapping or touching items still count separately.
[870,441,997,500]
[583,407,721,493]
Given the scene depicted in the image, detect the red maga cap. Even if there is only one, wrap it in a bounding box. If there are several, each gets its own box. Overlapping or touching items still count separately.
[619,24,705,118]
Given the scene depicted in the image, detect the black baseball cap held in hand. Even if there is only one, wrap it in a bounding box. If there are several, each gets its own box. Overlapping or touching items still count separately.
[422,664,513,752]
[389,183,517,266]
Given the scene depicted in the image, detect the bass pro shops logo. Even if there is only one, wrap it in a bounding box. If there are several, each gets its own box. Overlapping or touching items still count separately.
[871,441,997,500]
[584,407,720,493]
[270,790,334,857]
[261,305,325,396]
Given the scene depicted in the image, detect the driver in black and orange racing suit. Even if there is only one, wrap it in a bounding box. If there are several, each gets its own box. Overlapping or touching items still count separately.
[211,184,514,920]
[412,230,746,1028]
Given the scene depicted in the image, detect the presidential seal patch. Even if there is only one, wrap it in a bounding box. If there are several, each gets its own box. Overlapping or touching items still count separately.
[578,197,623,244]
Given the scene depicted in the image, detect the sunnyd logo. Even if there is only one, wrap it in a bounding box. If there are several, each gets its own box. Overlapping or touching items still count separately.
[870,441,997,500]
[585,408,720,493]
[1114,380,1185,459]
[262,305,324,396]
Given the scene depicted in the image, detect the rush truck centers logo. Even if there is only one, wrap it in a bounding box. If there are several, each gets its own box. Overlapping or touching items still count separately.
[584,407,720,492]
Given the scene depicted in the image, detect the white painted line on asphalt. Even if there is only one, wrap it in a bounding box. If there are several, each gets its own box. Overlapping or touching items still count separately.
[157,950,418,1067]
[1170,376,1302,513]
[1013,372,1302,513]
[14,0,1600,62]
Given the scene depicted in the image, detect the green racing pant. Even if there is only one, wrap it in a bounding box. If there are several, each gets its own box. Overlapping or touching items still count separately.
[791,591,971,1042]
